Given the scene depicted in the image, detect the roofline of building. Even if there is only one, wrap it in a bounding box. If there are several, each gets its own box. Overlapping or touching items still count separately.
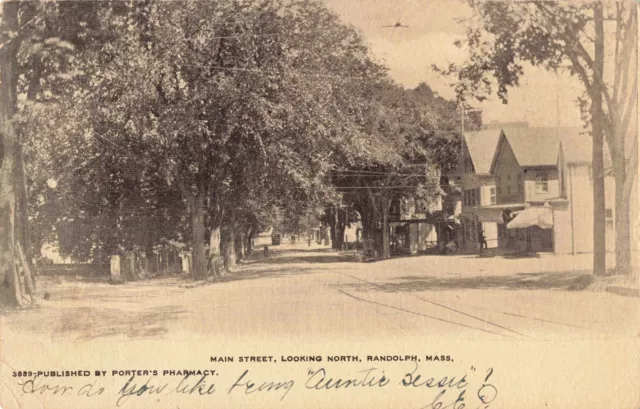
[521,164,558,169]
[528,198,569,205]
[488,130,507,175]
[472,203,527,210]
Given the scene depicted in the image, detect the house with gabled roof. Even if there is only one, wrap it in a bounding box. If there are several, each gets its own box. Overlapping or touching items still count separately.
[446,128,504,250]
[482,126,616,254]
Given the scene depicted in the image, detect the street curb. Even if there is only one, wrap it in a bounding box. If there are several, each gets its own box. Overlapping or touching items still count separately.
[605,286,640,298]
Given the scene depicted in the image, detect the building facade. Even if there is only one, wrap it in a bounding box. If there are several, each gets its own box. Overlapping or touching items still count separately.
[448,129,504,250]
[482,127,616,254]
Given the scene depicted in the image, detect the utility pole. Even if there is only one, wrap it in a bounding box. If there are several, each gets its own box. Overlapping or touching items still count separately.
[592,2,606,276]
[460,102,465,153]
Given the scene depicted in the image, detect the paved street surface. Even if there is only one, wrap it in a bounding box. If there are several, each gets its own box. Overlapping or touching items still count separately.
[3,238,639,343]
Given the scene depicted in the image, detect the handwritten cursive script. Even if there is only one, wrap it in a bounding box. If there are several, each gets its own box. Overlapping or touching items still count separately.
[14,365,498,408]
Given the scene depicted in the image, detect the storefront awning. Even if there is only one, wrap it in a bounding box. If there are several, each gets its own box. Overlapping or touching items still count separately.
[471,207,505,223]
[507,206,553,229]
[463,204,526,223]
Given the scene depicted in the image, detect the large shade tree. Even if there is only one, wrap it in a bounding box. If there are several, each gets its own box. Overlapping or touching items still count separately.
[1,0,106,305]
[34,0,395,280]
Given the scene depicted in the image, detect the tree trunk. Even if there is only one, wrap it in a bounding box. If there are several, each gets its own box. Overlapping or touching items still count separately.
[15,144,35,276]
[191,194,206,280]
[223,228,236,272]
[364,208,376,241]
[327,208,337,249]
[208,226,223,277]
[235,233,245,261]
[363,187,385,257]
[382,197,390,259]
[614,174,632,275]
[0,127,18,305]
[357,206,370,239]
[332,208,346,250]
[17,242,35,297]
[592,3,607,276]
[358,203,380,256]
[0,2,25,306]
[124,251,136,281]
[245,227,254,256]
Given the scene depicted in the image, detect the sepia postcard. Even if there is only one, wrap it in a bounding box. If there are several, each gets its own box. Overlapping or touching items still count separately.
[0,0,638,408]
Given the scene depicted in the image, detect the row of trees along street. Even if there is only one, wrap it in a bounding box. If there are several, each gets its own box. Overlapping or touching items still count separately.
[0,1,636,307]
[0,0,466,306]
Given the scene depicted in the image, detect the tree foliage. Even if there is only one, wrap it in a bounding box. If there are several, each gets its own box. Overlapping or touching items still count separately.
[5,0,464,287]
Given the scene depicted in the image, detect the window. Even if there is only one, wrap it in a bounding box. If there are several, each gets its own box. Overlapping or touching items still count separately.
[464,189,479,207]
[535,171,549,193]
[490,187,496,204]
[606,209,613,228]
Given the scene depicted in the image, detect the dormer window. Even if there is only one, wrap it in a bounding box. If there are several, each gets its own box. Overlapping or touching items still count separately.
[535,171,549,193]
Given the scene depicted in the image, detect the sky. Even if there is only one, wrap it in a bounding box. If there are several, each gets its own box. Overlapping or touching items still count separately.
[323,0,585,128]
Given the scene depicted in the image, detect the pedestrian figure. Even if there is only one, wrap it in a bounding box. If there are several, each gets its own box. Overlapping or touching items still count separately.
[478,228,487,250]
[263,245,269,257]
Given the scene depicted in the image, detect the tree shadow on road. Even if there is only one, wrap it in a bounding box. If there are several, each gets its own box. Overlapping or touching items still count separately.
[9,304,190,341]
[175,263,319,289]
[239,248,354,266]
[259,254,354,264]
[57,305,189,340]
[340,271,595,292]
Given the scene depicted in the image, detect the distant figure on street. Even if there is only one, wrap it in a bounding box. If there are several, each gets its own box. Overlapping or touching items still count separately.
[307,236,311,247]
[263,245,269,257]
[478,228,487,250]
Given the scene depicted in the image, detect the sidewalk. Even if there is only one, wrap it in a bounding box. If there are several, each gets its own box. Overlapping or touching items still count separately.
[603,274,640,298]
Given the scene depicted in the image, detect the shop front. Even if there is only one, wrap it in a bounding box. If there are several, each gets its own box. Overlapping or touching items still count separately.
[505,204,554,252]
[459,204,521,250]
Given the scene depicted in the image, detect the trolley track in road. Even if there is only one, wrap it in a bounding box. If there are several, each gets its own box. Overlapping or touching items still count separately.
[325,271,608,340]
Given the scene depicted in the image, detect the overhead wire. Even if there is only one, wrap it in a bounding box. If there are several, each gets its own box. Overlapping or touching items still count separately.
[334,185,446,189]
[178,63,374,81]
[331,171,430,177]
